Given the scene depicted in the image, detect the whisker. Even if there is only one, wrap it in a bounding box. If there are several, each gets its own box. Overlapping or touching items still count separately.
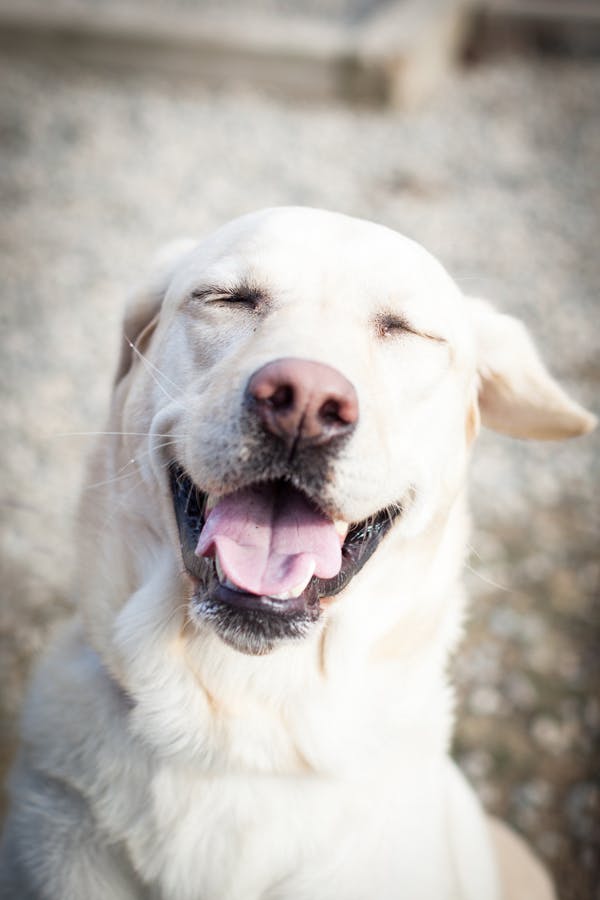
[466,543,482,561]
[54,431,184,439]
[464,561,509,592]
[83,440,177,490]
[127,339,183,402]
[85,473,147,528]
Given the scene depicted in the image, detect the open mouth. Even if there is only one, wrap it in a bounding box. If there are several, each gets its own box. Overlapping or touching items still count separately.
[169,463,401,653]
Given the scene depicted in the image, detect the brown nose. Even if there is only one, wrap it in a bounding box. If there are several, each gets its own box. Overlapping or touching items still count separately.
[246,358,358,449]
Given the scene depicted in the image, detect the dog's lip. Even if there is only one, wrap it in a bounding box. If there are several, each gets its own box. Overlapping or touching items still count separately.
[210,581,313,616]
[169,462,402,614]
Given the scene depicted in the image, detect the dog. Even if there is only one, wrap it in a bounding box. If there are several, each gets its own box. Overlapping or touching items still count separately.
[0,207,595,899]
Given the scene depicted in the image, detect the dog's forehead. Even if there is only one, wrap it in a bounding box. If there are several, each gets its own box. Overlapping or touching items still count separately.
[205,207,416,256]
[170,207,459,305]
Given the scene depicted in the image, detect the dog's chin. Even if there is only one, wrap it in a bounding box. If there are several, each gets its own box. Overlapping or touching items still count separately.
[191,578,321,656]
[169,463,403,656]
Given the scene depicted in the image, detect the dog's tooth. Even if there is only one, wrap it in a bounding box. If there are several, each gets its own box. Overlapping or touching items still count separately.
[205,494,217,515]
[269,581,308,601]
[334,519,349,540]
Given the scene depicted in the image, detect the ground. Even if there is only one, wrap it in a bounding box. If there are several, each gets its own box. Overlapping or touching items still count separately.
[0,50,598,899]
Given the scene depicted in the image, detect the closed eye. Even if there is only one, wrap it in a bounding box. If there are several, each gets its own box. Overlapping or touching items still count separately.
[189,282,268,310]
[374,312,446,344]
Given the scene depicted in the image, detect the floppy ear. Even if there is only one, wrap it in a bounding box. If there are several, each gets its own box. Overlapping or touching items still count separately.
[114,239,197,384]
[468,297,596,440]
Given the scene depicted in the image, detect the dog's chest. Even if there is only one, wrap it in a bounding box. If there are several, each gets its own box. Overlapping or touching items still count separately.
[127,761,456,900]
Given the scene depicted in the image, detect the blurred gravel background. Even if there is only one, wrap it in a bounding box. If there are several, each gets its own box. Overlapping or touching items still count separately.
[0,47,598,900]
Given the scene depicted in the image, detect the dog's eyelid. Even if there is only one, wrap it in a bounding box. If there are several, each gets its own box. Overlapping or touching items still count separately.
[187,284,266,309]
[188,288,251,305]
[374,312,447,345]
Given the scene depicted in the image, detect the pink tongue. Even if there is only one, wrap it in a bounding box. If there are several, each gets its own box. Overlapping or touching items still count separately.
[195,484,342,597]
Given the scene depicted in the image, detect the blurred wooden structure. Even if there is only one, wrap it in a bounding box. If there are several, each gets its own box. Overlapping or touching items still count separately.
[0,0,598,105]
[0,0,470,107]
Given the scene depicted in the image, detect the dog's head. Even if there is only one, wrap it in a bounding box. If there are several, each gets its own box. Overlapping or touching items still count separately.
[84,208,595,664]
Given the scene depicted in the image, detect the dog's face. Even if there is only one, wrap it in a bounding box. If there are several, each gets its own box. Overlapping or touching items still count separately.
[95,208,594,659]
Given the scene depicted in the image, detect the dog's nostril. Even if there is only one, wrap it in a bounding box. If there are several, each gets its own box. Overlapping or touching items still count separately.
[319,398,345,425]
[269,384,294,411]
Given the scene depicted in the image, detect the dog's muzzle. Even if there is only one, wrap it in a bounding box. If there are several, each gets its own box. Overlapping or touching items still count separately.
[169,359,402,655]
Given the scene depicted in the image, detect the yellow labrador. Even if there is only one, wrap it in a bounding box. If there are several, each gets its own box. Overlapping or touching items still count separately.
[1,208,594,899]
